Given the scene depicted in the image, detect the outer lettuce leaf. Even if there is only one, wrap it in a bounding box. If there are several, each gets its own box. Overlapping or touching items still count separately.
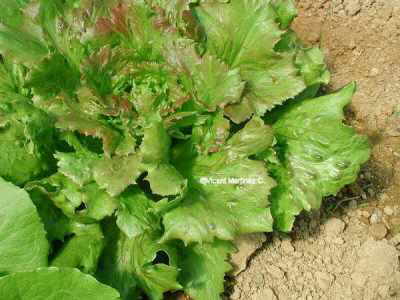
[140,121,186,196]
[0,100,55,185]
[51,224,105,274]
[56,113,121,157]
[178,240,234,300]
[296,47,330,87]
[93,154,143,197]
[0,177,49,274]
[271,0,297,29]
[29,188,72,242]
[0,267,120,300]
[55,151,101,187]
[116,187,159,239]
[192,112,231,154]
[33,173,118,222]
[162,117,276,244]
[270,83,370,231]
[165,40,245,112]
[195,0,307,119]
[195,0,282,67]
[98,223,181,300]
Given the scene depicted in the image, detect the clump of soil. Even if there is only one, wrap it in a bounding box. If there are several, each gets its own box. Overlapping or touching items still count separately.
[232,209,400,300]
[231,0,400,299]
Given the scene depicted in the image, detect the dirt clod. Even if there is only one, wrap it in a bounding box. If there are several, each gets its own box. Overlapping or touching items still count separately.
[370,208,384,224]
[324,218,346,237]
[369,223,388,240]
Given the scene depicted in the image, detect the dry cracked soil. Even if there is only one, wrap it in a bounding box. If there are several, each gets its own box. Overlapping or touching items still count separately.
[230,1,400,299]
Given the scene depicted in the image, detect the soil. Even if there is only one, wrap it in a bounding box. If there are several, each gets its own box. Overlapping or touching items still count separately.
[230,1,400,299]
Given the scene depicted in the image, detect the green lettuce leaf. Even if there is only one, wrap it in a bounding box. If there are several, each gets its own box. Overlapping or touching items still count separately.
[33,173,118,222]
[271,0,297,29]
[98,223,181,300]
[0,267,120,300]
[29,188,71,242]
[140,120,186,196]
[51,224,104,274]
[93,154,143,197]
[0,100,55,185]
[178,240,234,300]
[116,187,159,239]
[270,83,371,231]
[162,118,276,244]
[0,177,48,274]
[195,0,307,119]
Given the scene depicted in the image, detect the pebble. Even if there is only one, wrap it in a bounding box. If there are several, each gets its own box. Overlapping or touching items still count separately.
[383,207,394,216]
[345,0,361,16]
[369,68,379,77]
[369,223,388,240]
[324,218,346,237]
[369,208,383,224]
[361,210,371,218]
[333,237,345,245]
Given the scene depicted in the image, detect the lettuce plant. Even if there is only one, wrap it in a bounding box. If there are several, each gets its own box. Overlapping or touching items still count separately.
[0,1,370,299]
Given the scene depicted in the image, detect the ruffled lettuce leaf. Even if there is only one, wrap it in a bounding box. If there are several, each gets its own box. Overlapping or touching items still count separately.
[97,222,181,300]
[0,177,49,274]
[51,223,105,274]
[0,100,56,185]
[0,268,120,300]
[162,117,276,245]
[178,240,234,300]
[269,83,371,231]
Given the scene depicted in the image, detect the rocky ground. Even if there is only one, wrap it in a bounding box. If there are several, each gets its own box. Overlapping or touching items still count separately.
[230,1,400,299]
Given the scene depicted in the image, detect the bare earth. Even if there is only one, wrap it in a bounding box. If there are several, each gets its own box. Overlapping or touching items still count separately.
[230,1,400,299]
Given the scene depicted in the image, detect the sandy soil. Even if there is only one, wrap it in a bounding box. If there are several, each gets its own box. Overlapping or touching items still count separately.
[230,1,400,299]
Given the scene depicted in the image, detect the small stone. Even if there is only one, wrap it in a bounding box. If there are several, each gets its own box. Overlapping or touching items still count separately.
[324,218,346,237]
[361,210,371,218]
[332,237,344,245]
[345,0,361,16]
[361,191,367,200]
[369,223,388,240]
[384,207,394,216]
[369,68,379,77]
[369,208,383,224]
